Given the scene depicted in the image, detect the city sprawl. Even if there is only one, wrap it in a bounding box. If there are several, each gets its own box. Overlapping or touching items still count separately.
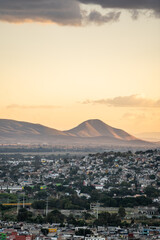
[0,149,160,239]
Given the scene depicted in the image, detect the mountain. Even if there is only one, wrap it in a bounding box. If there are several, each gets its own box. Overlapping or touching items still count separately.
[0,119,151,146]
[0,119,66,136]
[65,119,137,140]
[0,119,67,144]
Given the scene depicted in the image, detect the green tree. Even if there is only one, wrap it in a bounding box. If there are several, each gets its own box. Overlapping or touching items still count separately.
[118,206,126,218]
[35,214,45,224]
[67,214,77,225]
[75,229,92,236]
[17,208,32,222]
[41,228,49,236]
[144,186,160,198]
[46,210,65,224]
[32,200,46,209]
[149,175,156,180]
[94,212,121,226]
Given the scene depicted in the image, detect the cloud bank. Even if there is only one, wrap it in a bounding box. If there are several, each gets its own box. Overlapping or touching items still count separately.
[80,0,160,18]
[82,95,160,108]
[79,0,160,10]
[0,0,159,25]
[0,0,82,25]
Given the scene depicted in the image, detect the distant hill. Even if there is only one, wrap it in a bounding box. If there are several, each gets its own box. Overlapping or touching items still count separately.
[0,119,67,136]
[135,132,160,142]
[0,119,153,147]
[0,119,67,145]
[65,119,137,140]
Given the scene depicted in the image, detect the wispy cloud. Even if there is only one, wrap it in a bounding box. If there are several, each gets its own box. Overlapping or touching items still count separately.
[82,95,160,108]
[7,104,61,109]
[85,10,121,24]
[122,112,146,120]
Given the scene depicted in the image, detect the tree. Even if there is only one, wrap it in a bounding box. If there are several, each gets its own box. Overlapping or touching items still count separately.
[75,229,92,236]
[118,206,126,218]
[149,175,156,180]
[46,210,65,224]
[41,228,49,236]
[35,214,45,224]
[67,214,77,225]
[32,200,46,209]
[17,208,32,222]
[83,212,93,220]
[94,212,121,226]
[144,186,160,198]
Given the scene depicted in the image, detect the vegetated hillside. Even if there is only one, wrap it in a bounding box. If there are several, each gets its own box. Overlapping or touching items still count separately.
[0,118,151,147]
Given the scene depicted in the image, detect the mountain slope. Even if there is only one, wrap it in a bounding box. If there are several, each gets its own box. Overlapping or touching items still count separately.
[0,118,149,146]
[65,119,137,140]
[0,119,67,137]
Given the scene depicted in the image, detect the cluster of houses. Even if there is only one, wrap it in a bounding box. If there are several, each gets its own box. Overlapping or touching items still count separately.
[0,150,160,220]
[0,150,160,196]
[0,221,160,240]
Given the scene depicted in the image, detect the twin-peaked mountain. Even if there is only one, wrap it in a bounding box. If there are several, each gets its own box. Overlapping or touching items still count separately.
[0,119,149,146]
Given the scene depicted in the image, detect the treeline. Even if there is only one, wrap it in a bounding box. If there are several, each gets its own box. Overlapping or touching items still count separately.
[32,195,90,210]
[16,208,126,227]
[0,147,101,153]
[31,195,153,210]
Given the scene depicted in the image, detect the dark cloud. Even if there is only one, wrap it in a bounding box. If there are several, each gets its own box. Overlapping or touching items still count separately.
[86,10,121,24]
[82,95,160,108]
[0,0,159,25]
[79,0,160,11]
[0,0,82,25]
[152,9,160,18]
[0,0,121,25]
[79,0,160,18]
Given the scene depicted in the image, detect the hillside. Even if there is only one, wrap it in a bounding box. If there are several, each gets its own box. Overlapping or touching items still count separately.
[0,119,151,147]
[65,119,137,140]
[0,119,66,136]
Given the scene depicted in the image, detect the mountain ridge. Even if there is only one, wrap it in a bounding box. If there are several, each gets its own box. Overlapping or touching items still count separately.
[0,118,152,146]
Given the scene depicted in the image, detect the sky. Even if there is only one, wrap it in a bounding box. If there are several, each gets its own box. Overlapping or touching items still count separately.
[0,0,160,134]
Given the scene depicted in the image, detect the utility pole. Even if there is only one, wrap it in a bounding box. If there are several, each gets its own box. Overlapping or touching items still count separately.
[96,202,99,219]
[46,197,48,216]
[17,197,20,214]
[22,195,24,208]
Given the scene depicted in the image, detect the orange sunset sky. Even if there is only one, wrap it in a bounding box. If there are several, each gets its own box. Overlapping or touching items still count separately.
[0,0,160,134]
